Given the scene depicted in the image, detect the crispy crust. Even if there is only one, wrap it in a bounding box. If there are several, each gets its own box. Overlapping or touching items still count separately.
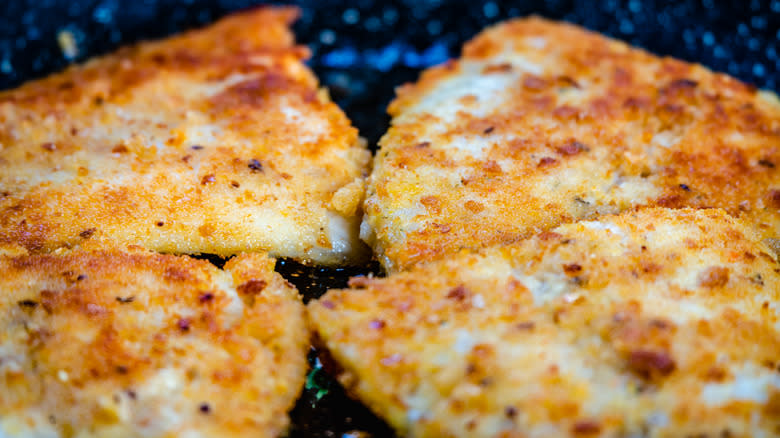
[0,245,308,437]
[311,208,780,438]
[0,6,370,265]
[363,17,780,271]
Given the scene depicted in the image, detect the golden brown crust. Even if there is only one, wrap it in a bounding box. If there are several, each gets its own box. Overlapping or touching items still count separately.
[0,6,370,265]
[311,208,780,438]
[0,245,308,437]
[363,17,780,271]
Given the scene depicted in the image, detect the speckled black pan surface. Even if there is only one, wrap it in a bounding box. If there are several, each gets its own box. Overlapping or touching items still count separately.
[1,1,778,436]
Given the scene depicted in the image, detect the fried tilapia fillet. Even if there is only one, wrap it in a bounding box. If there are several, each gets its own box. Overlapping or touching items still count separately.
[362,17,780,272]
[0,7,370,265]
[0,244,308,438]
[311,208,780,438]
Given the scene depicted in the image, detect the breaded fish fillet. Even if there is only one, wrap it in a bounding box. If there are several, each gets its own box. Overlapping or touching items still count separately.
[362,17,780,272]
[311,208,780,438]
[0,7,370,265]
[0,244,307,438]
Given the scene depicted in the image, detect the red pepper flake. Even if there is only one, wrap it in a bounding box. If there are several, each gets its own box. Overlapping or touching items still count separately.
[177,318,191,331]
[698,266,729,288]
[198,402,211,414]
[768,189,780,208]
[380,353,402,366]
[572,420,602,435]
[538,157,558,167]
[369,319,386,330]
[628,350,676,376]
[248,159,263,172]
[446,285,469,301]
[79,228,96,239]
[556,140,588,156]
[199,292,214,303]
[201,174,216,185]
[41,142,56,151]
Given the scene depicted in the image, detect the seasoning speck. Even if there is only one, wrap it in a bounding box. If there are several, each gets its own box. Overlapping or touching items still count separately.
[199,402,211,414]
[116,296,135,304]
[199,292,214,303]
[248,159,263,172]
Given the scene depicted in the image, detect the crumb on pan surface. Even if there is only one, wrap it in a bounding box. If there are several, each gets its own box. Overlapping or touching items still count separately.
[0,244,308,438]
[362,16,780,272]
[0,6,370,265]
[312,208,780,438]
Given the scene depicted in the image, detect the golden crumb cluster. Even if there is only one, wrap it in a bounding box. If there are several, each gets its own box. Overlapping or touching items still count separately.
[0,6,370,265]
[362,17,779,272]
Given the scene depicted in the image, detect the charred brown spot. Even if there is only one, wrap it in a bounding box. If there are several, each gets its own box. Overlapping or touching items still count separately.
[420,195,439,208]
[79,228,96,239]
[116,296,134,304]
[483,126,495,134]
[515,321,535,330]
[699,266,730,288]
[758,159,775,168]
[482,160,502,173]
[768,189,780,208]
[199,292,214,303]
[414,141,431,149]
[17,299,38,308]
[248,159,263,172]
[563,263,583,275]
[156,221,164,227]
[199,403,211,414]
[230,180,240,188]
[446,285,469,301]
[111,144,128,153]
[538,231,562,241]
[237,279,267,297]
[628,350,676,377]
[552,105,579,119]
[505,406,518,418]
[201,174,216,185]
[572,420,602,435]
[522,75,547,90]
[482,63,513,73]
[556,140,588,156]
[538,157,558,167]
